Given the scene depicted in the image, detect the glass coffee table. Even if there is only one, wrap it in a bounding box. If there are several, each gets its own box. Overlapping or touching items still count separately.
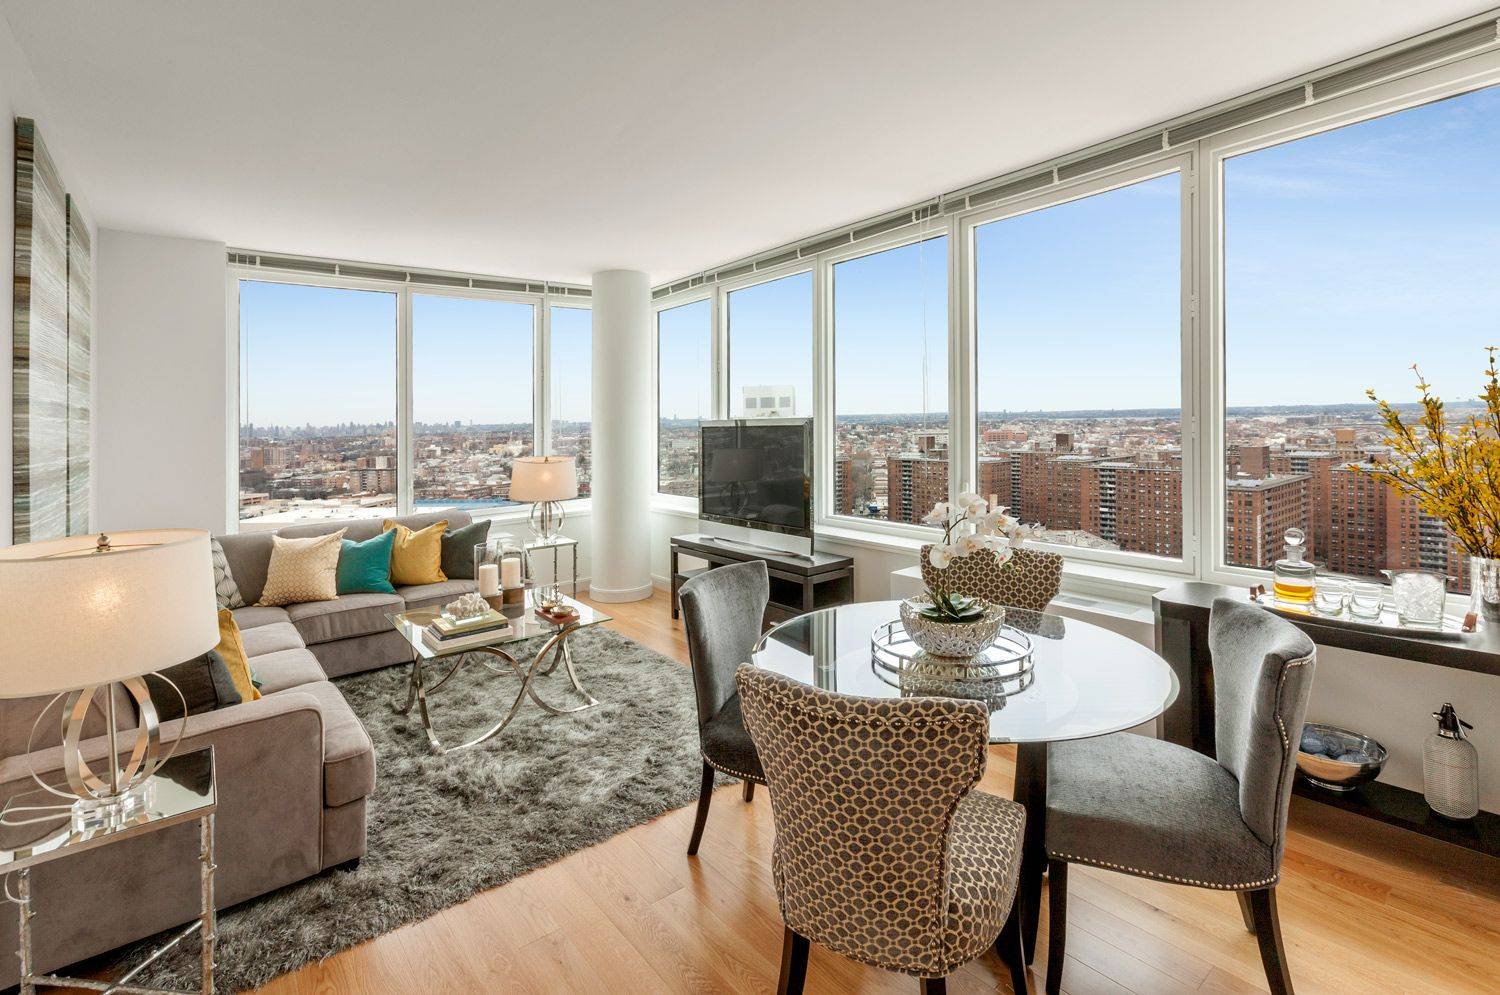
[386,592,611,755]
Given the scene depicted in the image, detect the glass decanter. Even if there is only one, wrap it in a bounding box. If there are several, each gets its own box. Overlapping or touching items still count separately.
[1272,527,1316,606]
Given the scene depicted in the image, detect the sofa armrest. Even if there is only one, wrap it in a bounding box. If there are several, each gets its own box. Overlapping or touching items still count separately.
[0,689,329,788]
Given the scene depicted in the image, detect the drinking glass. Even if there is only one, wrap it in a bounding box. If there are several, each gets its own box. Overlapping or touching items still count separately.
[1313,579,1348,617]
[1349,582,1384,620]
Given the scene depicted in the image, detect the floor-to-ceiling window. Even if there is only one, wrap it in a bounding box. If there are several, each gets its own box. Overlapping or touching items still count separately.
[237,280,398,524]
[656,297,713,497]
[831,236,948,526]
[1221,83,1500,590]
[549,304,592,497]
[411,293,536,511]
[973,169,1184,560]
[727,270,813,419]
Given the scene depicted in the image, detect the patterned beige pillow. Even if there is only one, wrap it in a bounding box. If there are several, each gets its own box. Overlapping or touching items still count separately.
[258,530,346,607]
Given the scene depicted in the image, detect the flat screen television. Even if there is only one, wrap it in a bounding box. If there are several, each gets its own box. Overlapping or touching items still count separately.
[699,418,813,538]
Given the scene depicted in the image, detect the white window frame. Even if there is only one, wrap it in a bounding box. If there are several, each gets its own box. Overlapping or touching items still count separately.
[1199,47,1500,590]
[651,287,717,511]
[227,265,587,530]
[544,298,594,509]
[819,222,957,542]
[956,153,1199,578]
[721,259,816,423]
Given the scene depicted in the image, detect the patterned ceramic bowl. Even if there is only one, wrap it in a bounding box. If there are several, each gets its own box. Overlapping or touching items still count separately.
[898,597,1006,659]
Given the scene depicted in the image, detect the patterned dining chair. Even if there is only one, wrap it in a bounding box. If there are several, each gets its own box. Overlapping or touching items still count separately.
[677,560,769,856]
[919,544,1063,613]
[1042,598,1315,995]
[736,665,1031,995]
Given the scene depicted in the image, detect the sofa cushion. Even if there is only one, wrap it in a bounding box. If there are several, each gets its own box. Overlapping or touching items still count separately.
[294,680,376,807]
[211,537,247,610]
[440,519,491,579]
[397,579,478,610]
[215,610,261,703]
[259,530,346,607]
[250,648,328,694]
[287,592,405,645]
[384,519,448,586]
[218,531,275,607]
[240,621,305,659]
[145,651,242,721]
[337,529,396,595]
[231,605,291,630]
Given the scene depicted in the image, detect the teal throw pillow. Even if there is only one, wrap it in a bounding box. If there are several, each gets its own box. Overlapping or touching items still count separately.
[337,530,397,594]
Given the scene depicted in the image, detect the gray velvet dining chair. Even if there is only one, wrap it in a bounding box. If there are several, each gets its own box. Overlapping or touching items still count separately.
[920,545,1063,613]
[736,664,1031,995]
[1042,598,1316,995]
[677,560,770,856]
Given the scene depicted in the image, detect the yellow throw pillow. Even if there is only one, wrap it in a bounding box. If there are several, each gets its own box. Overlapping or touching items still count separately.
[215,609,261,702]
[258,529,346,607]
[382,519,448,586]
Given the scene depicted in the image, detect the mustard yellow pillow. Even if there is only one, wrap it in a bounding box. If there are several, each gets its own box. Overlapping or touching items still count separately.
[215,609,261,702]
[383,519,447,586]
[258,530,345,607]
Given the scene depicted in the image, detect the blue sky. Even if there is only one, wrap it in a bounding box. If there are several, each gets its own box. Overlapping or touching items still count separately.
[244,82,1500,426]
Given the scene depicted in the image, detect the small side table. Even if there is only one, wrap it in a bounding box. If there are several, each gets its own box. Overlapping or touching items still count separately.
[525,535,581,598]
[1,747,218,995]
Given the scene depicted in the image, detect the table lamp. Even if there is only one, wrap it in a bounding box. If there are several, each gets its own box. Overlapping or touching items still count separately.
[509,455,578,542]
[0,529,218,831]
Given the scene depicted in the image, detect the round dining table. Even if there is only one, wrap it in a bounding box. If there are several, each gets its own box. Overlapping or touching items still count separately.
[750,599,1180,964]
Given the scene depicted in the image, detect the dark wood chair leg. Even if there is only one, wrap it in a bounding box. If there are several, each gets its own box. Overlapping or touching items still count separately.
[686,761,715,856]
[778,927,810,995]
[919,978,947,995]
[1246,887,1294,995]
[996,895,1030,993]
[1236,891,1256,933]
[742,780,755,802]
[1045,859,1066,995]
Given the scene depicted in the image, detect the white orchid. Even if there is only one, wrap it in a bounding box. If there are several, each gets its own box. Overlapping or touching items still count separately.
[921,502,950,526]
[928,544,953,569]
[949,534,980,557]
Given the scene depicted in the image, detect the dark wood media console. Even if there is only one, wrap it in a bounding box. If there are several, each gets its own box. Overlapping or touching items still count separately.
[1154,581,1498,859]
[670,533,854,627]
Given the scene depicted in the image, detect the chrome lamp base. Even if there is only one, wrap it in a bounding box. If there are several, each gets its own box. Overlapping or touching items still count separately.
[528,499,566,542]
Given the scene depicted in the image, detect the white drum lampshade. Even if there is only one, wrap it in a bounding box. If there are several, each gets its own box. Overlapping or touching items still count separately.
[0,529,218,830]
[0,529,219,697]
[509,455,579,503]
[509,456,578,543]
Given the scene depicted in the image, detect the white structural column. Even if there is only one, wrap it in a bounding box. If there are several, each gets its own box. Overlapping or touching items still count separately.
[588,269,654,602]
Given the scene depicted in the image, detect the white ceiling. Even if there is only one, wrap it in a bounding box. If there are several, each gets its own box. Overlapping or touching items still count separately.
[2,1,1490,284]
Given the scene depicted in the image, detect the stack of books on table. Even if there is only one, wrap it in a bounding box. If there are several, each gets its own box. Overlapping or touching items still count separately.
[421,610,512,651]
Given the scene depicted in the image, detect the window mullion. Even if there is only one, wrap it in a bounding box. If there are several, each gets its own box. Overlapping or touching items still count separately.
[397,287,414,516]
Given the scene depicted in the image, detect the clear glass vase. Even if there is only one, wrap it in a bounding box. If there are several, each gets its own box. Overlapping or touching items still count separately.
[1469,556,1500,624]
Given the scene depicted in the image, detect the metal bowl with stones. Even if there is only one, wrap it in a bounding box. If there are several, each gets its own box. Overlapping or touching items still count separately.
[1296,722,1388,792]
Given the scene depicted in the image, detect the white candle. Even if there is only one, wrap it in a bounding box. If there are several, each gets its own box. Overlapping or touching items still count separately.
[500,558,522,589]
[478,562,501,597]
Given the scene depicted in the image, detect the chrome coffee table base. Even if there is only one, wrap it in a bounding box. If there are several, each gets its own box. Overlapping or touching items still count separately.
[397,624,599,754]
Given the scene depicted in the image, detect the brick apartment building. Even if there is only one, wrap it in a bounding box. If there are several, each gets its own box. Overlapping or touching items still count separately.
[1225,474,1310,568]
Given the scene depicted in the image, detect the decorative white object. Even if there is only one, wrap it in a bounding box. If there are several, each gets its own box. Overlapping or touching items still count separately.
[0,529,218,830]
[911,495,1039,627]
[501,557,522,589]
[444,592,490,621]
[510,455,578,542]
[477,562,501,598]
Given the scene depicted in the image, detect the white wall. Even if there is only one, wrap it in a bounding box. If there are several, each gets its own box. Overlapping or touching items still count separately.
[94,230,228,534]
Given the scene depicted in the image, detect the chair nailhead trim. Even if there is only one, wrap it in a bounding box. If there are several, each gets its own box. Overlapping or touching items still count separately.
[702,754,765,784]
[1046,852,1278,891]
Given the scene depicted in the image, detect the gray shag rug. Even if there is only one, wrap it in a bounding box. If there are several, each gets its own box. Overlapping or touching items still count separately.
[117,626,717,992]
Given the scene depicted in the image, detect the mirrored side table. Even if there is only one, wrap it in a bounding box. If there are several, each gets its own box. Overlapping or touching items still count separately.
[1,747,217,995]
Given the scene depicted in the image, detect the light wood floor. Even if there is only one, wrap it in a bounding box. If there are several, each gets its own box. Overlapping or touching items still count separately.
[239,590,1496,995]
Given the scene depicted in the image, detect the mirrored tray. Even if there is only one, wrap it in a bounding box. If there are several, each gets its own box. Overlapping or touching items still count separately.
[870,620,1034,682]
[1250,593,1469,641]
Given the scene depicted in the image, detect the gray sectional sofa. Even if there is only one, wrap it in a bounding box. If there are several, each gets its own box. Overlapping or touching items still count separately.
[0,510,477,989]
